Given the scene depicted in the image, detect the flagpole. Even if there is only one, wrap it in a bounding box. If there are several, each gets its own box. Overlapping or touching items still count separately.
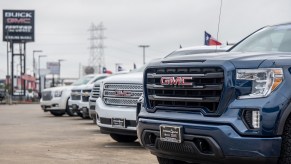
[216,0,223,51]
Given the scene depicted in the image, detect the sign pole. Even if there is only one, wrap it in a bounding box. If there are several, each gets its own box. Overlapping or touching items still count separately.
[3,10,35,101]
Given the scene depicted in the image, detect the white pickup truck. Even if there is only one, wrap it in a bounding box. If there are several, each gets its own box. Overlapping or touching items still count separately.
[69,77,107,119]
[95,46,230,142]
[96,69,144,142]
[40,74,107,117]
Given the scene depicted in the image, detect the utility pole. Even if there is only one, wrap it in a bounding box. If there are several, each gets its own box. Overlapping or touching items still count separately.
[138,45,150,65]
[33,50,42,78]
[88,22,105,74]
[6,39,11,104]
[58,59,65,85]
[38,55,47,97]
[79,62,81,78]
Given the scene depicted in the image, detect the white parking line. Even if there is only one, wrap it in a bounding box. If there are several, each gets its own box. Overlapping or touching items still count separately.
[93,133,106,136]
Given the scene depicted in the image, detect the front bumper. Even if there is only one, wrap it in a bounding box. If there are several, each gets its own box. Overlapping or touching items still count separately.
[137,118,281,164]
[68,99,81,112]
[89,100,96,119]
[40,97,66,111]
[95,98,137,132]
[79,101,90,117]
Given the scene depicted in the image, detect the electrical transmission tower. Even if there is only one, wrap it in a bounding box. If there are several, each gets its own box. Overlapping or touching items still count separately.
[88,22,105,74]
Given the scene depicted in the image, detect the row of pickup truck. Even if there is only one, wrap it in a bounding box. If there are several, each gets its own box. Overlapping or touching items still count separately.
[41,23,291,164]
[40,45,228,143]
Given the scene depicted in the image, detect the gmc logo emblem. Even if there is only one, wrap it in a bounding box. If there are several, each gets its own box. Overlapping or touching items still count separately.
[7,18,31,24]
[160,77,193,86]
[115,90,132,97]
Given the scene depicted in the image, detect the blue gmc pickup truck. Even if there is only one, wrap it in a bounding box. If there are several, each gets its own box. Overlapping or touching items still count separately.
[137,23,291,164]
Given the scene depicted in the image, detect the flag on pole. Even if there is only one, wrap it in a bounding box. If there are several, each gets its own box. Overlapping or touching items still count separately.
[133,63,136,69]
[204,31,222,46]
[102,67,107,73]
[118,66,123,72]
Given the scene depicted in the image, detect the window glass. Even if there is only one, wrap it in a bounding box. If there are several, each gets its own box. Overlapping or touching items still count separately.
[231,25,291,52]
[71,76,94,86]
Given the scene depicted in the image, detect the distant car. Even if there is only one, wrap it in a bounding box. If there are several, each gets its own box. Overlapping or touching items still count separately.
[40,74,108,117]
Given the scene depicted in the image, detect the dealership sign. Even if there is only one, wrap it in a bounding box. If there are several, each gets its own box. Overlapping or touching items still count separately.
[3,10,35,42]
[47,62,60,75]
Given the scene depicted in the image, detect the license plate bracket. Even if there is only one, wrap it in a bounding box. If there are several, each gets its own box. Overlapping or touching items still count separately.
[160,125,183,143]
[112,118,126,128]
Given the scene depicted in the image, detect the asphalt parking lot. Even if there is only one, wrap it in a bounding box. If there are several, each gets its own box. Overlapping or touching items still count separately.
[0,104,157,164]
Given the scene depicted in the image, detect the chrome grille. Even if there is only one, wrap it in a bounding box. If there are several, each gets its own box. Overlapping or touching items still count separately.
[42,91,52,101]
[104,84,142,91]
[103,83,143,106]
[82,89,91,102]
[146,67,224,113]
[104,90,142,98]
[89,84,100,102]
[71,89,81,100]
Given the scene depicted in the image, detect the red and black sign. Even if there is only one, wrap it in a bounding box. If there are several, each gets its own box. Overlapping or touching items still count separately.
[3,10,35,42]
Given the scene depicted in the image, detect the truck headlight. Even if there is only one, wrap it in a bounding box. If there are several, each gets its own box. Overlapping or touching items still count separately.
[236,68,283,99]
[54,90,63,97]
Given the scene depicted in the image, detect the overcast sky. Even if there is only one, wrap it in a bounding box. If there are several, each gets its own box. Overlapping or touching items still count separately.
[0,0,290,78]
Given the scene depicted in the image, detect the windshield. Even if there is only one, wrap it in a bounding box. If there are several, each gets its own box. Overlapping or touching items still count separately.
[231,25,291,52]
[71,76,95,86]
[165,49,226,58]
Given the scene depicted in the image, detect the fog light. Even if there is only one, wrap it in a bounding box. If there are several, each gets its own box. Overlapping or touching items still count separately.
[252,110,260,129]
[243,109,260,129]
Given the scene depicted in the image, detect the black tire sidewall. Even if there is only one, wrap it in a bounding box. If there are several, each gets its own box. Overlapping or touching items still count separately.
[50,111,65,117]
[110,133,137,142]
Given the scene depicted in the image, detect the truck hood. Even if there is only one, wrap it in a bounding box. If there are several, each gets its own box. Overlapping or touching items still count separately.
[102,72,143,84]
[159,51,291,68]
[42,85,74,92]
[83,83,94,90]
[71,84,87,90]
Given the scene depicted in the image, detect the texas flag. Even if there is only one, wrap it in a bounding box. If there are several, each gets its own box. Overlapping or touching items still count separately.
[204,31,222,46]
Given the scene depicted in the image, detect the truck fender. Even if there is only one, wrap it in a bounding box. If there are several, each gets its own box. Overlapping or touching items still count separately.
[277,101,291,135]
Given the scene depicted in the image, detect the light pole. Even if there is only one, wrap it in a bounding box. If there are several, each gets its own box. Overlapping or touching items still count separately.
[138,45,150,65]
[58,59,65,85]
[38,55,47,97]
[33,50,42,78]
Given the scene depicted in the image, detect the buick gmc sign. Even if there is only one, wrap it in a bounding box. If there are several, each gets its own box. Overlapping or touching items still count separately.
[3,10,35,42]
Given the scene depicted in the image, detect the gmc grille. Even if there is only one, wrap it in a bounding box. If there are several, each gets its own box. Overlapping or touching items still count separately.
[90,84,100,102]
[42,91,52,101]
[146,67,224,114]
[71,90,81,100]
[103,83,143,106]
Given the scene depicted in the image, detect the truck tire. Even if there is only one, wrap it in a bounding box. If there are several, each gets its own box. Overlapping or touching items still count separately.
[279,117,291,163]
[82,112,90,119]
[65,99,75,116]
[76,111,83,117]
[50,111,65,116]
[109,134,137,142]
[157,156,190,164]
[92,116,97,124]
